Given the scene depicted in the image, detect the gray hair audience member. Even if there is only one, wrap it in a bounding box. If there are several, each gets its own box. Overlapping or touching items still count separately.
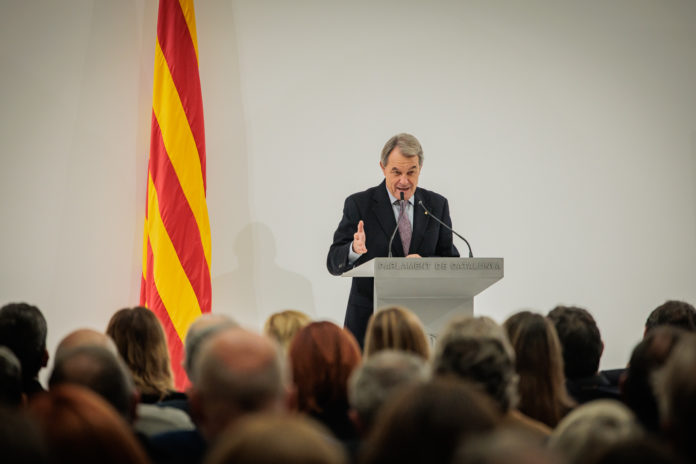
[645,300,696,335]
[348,349,429,434]
[190,327,287,441]
[547,400,643,464]
[204,414,347,464]
[0,346,23,407]
[0,302,49,397]
[184,313,238,383]
[654,332,696,462]
[433,316,551,441]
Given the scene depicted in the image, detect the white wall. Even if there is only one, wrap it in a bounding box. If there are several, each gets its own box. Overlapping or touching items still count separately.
[1,1,695,380]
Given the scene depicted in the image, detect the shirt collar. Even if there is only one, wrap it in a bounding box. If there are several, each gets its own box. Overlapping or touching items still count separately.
[385,184,414,206]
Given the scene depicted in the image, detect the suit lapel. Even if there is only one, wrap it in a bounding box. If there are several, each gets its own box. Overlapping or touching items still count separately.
[410,189,429,253]
[371,181,403,256]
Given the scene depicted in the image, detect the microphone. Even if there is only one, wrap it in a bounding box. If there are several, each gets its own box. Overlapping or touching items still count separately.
[418,200,474,258]
[387,192,404,257]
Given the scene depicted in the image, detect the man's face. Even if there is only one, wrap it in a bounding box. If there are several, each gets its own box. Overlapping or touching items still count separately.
[381,146,421,201]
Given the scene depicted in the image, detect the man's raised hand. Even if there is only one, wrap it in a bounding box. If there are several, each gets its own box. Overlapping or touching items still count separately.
[352,220,367,254]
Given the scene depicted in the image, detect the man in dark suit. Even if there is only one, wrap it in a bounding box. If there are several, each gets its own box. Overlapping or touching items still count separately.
[327,133,459,346]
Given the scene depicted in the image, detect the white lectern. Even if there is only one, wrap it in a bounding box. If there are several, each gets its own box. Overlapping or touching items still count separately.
[342,257,504,339]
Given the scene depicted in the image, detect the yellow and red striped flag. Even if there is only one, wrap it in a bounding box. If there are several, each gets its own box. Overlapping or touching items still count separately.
[141,0,211,390]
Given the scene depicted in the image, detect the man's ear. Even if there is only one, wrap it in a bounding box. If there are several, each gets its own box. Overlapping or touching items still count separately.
[348,408,365,436]
[41,348,49,368]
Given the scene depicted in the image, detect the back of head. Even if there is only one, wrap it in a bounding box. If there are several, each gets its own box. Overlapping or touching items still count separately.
[433,316,518,412]
[106,306,174,400]
[547,306,603,379]
[645,300,696,334]
[184,313,238,382]
[547,400,643,464]
[54,328,118,359]
[0,302,47,387]
[361,379,500,464]
[192,327,286,440]
[289,321,361,415]
[0,346,23,407]
[504,311,572,427]
[348,349,429,431]
[622,325,686,432]
[263,310,311,352]
[204,414,347,464]
[49,344,136,422]
[654,332,696,462]
[29,384,150,464]
[364,306,430,360]
[454,429,562,464]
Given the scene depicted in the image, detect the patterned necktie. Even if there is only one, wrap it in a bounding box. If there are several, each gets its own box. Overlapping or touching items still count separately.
[397,200,412,256]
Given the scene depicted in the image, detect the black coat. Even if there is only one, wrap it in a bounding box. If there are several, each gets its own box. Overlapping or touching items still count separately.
[327,180,459,346]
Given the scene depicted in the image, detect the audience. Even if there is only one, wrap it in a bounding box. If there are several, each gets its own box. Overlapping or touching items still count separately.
[106,306,183,403]
[289,321,361,443]
[363,306,430,360]
[547,305,620,403]
[361,379,500,464]
[547,400,643,464]
[504,311,575,427]
[433,315,552,442]
[654,332,696,462]
[29,384,151,464]
[2,295,695,464]
[645,300,696,335]
[204,414,347,464]
[263,309,312,352]
[348,349,429,435]
[0,302,49,397]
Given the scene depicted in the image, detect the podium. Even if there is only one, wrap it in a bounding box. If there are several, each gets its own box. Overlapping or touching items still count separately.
[342,257,504,340]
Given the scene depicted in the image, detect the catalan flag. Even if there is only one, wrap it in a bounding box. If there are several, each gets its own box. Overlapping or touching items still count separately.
[141,0,211,390]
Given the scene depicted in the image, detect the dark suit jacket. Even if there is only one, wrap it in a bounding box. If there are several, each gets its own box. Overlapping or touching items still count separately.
[327,180,459,346]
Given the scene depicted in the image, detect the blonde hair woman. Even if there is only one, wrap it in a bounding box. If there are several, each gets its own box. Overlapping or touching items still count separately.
[263,310,311,351]
[364,306,430,360]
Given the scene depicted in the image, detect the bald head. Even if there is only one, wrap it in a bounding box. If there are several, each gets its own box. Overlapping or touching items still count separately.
[191,328,286,439]
[55,329,117,359]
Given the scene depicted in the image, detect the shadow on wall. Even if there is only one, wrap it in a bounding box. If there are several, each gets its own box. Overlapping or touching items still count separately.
[212,222,316,330]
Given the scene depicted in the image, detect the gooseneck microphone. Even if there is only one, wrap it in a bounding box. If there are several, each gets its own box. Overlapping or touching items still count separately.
[418,200,474,258]
[387,192,404,257]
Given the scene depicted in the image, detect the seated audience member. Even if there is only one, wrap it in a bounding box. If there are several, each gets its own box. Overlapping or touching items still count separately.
[433,315,551,442]
[645,300,696,335]
[184,313,238,384]
[654,333,696,462]
[0,302,49,397]
[363,306,430,360]
[547,305,620,403]
[151,327,287,464]
[0,408,49,464]
[107,306,184,403]
[504,311,575,427]
[593,437,684,464]
[289,321,361,443]
[348,349,429,435]
[29,384,151,464]
[547,400,643,464]
[0,346,23,407]
[263,309,311,352]
[454,429,562,464]
[49,341,194,436]
[621,325,687,433]
[204,414,347,464]
[361,379,500,464]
